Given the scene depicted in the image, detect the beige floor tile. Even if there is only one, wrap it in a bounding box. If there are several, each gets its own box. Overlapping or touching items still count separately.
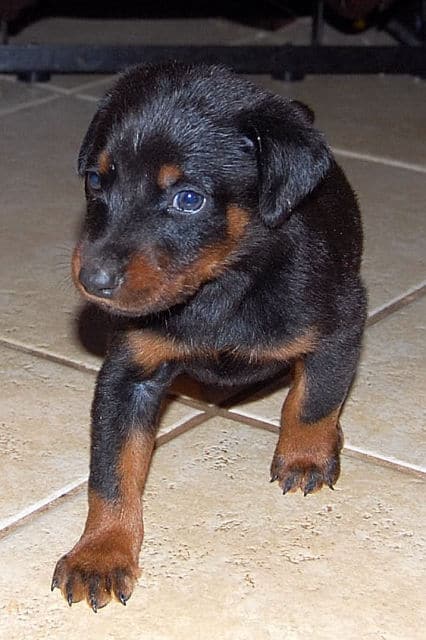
[230,297,426,471]
[0,95,100,367]
[0,345,205,530]
[339,156,426,313]
[37,76,116,96]
[344,296,426,470]
[255,74,426,167]
[0,76,55,113]
[1,418,424,639]
[0,345,93,530]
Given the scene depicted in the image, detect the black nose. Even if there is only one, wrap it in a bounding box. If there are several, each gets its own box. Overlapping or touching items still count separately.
[79,266,122,299]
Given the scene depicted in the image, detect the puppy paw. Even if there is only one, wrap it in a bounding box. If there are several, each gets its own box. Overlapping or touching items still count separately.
[270,422,343,496]
[52,532,141,611]
[270,453,340,496]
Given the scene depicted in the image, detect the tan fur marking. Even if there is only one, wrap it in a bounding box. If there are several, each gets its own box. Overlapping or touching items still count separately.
[126,252,165,293]
[118,432,154,518]
[181,205,250,283]
[157,164,183,189]
[127,330,184,372]
[98,149,111,174]
[248,331,318,365]
[127,330,215,372]
[82,433,152,539]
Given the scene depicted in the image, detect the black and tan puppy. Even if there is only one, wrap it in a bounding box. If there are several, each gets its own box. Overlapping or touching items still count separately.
[52,63,366,611]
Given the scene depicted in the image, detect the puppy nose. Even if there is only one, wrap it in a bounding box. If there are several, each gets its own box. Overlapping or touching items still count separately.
[79,266,122,299]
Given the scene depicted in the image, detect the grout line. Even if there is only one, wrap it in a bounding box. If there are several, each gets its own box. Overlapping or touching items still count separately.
[73,93,101,103]
[0,337,100,374]
[156,410,215,447]
[0,93,59,117]
[157,406,208,441]
[32,81,76,96]
[367,281,426,327]
[218,407,279,433]
[333,147,426,174]
[167,391,217,413]
[220,408,426,479]
[343,445,426,478]
[0,476,88,535]
[36,75,114,97]
[0,411,213,539]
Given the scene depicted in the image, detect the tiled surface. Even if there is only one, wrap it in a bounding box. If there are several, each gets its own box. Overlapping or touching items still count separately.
[1,420,425,640]
[0,344,205,530]
[338,156,426,313]
[1,10,425,640]
[0,76,54,114]
[343,296,426,469]
[0,94,101,368]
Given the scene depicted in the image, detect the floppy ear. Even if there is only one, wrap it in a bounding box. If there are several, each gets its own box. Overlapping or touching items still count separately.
[243,97,332,227]
[77,95,112,176]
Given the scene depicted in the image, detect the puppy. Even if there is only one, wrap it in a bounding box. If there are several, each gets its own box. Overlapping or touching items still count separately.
[52,63,366,611]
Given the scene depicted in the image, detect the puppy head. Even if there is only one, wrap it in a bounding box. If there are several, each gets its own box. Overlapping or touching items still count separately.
[73,63,331,316]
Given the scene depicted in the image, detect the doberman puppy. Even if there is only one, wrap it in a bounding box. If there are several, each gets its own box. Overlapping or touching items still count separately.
[52,63,367,611]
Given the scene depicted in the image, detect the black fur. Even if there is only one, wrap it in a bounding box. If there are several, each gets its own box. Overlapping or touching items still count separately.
[53,63,367,610]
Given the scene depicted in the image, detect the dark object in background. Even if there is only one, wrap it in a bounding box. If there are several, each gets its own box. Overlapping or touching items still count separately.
[0,0,35,21]
[0,1,425,78]
[324,0,395,21]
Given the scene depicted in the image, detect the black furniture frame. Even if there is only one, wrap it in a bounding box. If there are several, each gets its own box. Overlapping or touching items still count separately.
[0,1,425,80]
[0,43,425,80]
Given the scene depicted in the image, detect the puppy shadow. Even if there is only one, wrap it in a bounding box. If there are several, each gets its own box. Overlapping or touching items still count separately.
[75,302,119,358]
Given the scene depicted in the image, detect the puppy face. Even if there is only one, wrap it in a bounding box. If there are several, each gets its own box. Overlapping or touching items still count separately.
[73,63,331,316]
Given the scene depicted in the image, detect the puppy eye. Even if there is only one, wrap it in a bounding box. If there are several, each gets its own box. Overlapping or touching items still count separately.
[172,190,205,213]
[86,170,102,191]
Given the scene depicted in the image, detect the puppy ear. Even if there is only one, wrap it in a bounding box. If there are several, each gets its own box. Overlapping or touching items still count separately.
[77,95,112,176]
[77,111,103,176]
[243,97,332,227]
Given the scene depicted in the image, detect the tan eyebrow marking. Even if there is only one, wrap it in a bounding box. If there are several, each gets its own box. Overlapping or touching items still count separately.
[157,164,183,189]
[98,150,112,174]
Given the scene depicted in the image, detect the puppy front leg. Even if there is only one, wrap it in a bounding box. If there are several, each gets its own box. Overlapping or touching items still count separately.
[271,330,363,496]
[52,340,177,611]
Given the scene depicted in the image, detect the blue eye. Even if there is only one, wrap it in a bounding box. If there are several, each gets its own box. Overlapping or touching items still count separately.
[86,170,102,191]
[172,190,205,213]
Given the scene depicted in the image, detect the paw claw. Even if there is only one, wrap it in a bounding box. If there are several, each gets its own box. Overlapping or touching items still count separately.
[271,444,341,496]
[282,475,296,495]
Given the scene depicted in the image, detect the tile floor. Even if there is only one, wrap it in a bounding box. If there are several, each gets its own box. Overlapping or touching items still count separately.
[1,12,425,640]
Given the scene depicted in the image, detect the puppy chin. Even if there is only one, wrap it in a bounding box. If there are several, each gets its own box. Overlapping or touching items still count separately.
[81,290,189,318]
